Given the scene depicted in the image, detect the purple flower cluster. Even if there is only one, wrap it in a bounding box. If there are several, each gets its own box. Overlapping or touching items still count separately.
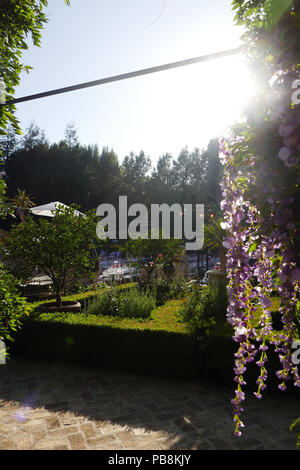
[219,138,261,436]
[219,90,300,434]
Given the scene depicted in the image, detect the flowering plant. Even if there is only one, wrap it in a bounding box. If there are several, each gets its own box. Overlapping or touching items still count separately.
[222,0,300,437]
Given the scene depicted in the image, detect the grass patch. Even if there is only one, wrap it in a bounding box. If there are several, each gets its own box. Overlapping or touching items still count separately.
[27,282,136,309]
[26,288,293,340]
[27,298,189,334]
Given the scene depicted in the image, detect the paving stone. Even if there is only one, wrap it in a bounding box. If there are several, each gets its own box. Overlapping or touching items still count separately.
[0,422,20,434]
[81,392,94,402]
[115,430,141,447]
[0,439,16,450]
[80,422,99,439]
[0,357,298,450]
[67,432,86,450]
[154,412,180,422]
[53,444,69,450]
[45,414,61,430]
[86,435,119,447]
[174,416,198,433]
[48,425,79,437]
[30,424,49,443]
[31,410,52,420]
[16,434,32,450]
[57,411,77,425]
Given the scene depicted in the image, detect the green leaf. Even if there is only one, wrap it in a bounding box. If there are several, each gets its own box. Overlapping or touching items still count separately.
[248,242,258,253]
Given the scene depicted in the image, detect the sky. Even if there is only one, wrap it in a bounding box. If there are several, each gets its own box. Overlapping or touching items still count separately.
[14,0,255,165]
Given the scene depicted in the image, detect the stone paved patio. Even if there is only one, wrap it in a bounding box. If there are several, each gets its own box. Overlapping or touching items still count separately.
[0,357,299,450]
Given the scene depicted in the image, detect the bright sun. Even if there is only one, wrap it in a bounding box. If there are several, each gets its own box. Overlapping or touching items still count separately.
[133,51,257,159]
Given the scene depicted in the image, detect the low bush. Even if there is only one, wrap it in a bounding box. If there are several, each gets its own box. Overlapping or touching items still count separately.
[82,286,156,319]
[141,276,189,306]
[179,285,216,345]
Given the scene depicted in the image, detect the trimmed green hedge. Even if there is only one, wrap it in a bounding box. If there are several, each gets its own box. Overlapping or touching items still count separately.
[9,290,299,392]
[10,315,293,391]
[10,297,198,379]
[28,282,136,310]
[10,319,198,379]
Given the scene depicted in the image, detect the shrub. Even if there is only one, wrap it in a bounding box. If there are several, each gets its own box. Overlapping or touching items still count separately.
[146,276,189,306]
[179,285,216,342]
[82,286,156,319]
[118,287,156,319]
[10,318,198,380]
[0,262,31,357]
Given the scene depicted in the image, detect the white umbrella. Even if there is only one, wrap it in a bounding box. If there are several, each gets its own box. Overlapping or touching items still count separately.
[29,201,85,218]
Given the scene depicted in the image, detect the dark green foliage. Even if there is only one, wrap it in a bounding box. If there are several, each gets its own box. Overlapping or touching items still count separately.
[3,205,100,307]
[0,161,29,353]
[179,286,216,341]
[10,319,199,380]
[209,282,228,320]
[61,281,93,296]
[178,283,228,366]
[4,138,100,210]
[0,0,48,135]
[83,286,156,319]
[150,276,188,306]
[122,233,184,285]
[10,308,295,389]
[0,261,31,352]
[3,132,222,214]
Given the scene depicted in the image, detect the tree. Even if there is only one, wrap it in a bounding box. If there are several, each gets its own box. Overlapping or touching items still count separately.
[4,140,96,209]
[0,0,70,356]
[149,153,174,204]
[22,121,48,151]
[64,121,79,148]
[171,147,194,200]
[3,205,100,307]
[122,232,184,284]
[0,0,48,135]
[11,188,35,222]
[87,146,120,207]
[0,124,19,159]
[203,138,222,206]
[121,151,152,205]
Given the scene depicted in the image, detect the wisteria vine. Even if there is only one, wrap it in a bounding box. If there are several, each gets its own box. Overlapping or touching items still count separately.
[220,1,300,437]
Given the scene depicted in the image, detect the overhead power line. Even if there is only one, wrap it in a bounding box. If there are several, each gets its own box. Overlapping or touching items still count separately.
[1,46,244,107]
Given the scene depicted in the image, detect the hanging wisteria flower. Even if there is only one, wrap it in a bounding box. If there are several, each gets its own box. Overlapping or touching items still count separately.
[218,0,300,440]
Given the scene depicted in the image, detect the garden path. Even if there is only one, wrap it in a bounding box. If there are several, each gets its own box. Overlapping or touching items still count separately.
[0,357,298,450]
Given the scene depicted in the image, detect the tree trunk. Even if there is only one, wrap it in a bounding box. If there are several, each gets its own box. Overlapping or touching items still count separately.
[17,208,26,222]
[219,245,226,274]
[56,291,62,308]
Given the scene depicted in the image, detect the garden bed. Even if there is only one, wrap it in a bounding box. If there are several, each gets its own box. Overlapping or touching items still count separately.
[9,286,299,391]
[28,282,136,310]
[11,299,198,380]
